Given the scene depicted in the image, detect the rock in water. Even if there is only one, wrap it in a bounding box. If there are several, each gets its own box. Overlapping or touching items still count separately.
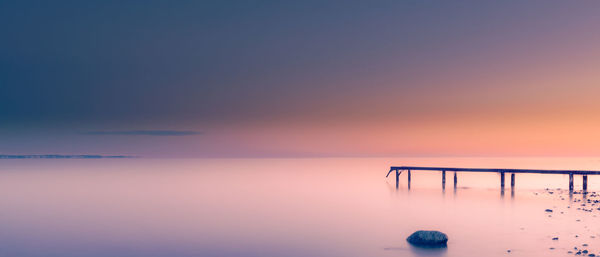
[406,230,448,247]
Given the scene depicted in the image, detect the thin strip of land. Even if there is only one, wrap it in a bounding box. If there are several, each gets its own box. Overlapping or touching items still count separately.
[0,155,136,159]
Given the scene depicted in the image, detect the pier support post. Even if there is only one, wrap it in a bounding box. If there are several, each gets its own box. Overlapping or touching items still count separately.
[500,171,505,189]
[454,172,457,189]
[442,170,446,189]
[511,173,515,188]
[510,173,515,198]
[395,169,399,189]
[569,173,574,191]
[583,175,588,191]
[407,170,411,189]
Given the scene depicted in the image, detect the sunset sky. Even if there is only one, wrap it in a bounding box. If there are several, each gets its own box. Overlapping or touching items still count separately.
[2,1,600,157]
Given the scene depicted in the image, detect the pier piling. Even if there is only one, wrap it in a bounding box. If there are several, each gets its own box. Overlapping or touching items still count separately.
[407,170,411,189]
[569,173,574,191]
[500,171,505,189]
[510,173,515,188]
[453,172,457,189]
[510,173,515,198]
[583,175,588,191]
[442,170,446,189]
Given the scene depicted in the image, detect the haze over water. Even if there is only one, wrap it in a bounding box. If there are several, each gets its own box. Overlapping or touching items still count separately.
[1,157,599,257]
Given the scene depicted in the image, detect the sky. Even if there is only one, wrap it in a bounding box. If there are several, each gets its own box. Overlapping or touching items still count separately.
[1,1,600,157]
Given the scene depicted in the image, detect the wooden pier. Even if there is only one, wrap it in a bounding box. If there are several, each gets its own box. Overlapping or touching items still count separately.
[387,166,600,191]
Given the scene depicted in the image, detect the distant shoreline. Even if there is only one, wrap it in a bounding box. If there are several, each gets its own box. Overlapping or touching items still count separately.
[0,155,137,159]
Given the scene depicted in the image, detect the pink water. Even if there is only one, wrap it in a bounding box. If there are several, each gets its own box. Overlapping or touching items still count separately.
[0,157,599,257]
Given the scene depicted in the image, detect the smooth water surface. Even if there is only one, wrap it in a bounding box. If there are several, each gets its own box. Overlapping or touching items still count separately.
[1,157,600,257]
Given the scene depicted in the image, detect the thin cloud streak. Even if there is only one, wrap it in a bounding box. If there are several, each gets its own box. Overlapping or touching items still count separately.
[83,130,202,136]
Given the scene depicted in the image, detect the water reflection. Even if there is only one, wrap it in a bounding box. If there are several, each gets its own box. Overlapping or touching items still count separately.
[384,246,447,257]
[409,244,448,256]
[511,186,515,199]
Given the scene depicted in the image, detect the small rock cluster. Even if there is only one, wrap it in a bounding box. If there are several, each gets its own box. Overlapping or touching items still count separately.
[538,188,600,256]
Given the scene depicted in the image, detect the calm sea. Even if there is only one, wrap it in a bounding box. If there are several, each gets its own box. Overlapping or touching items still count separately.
[0,157,599,257]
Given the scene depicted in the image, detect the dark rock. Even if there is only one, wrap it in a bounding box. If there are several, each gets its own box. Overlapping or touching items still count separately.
[406,230,448,247]
[545,209,553,212]
[552,237,559,240]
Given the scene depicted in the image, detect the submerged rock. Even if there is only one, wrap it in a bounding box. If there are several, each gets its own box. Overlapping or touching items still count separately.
[407,230,448,247]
